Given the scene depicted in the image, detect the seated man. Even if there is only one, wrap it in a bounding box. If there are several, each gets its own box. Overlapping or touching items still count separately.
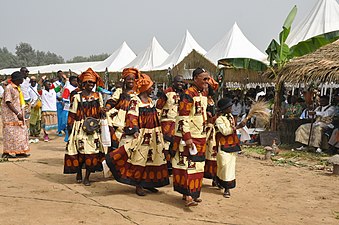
[295,95,336,153]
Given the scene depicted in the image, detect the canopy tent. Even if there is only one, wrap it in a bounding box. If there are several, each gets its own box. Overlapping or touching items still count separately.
[30,61,100,74]
[0,67,19,76]
[0,61,100,76]
[155,30,206,70]
[125,37,169,71]
[286,0,339,47]
[205,22,267,66]
[92,42,136,72]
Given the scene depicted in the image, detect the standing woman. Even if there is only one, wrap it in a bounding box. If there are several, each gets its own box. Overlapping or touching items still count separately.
[106,73,169,196]
[204,77,219,186]
[1,71,30,158]
[106,68,140,151]
[63,68,106,186]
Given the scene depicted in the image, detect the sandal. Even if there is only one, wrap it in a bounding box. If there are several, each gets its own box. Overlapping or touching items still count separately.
[185,200,198,207]
[136,186,146,196]
[194,198,202,203]
[83,179,91,186]
[144,187,159,193]
[223,189,231,198]
[76,174,82,183]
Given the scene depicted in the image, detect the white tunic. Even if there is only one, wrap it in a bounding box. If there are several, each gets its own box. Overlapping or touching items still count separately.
[41,89,57,112]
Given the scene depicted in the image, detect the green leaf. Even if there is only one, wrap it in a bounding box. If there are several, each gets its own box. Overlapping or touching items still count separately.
[218,58,267,72]
[289,30,339,57]
[279,27,291,44]
[283,5,297,29]
[265,39,280,66]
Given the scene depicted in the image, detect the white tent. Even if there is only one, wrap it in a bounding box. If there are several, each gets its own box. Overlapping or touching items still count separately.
[125,37,169,71]
[30,61,100,74]
[0,61,100,75]
[93,41,136,72]
[205,22,267,65]
[286,0,339,47]
[155,30,206,70]
[0,67,19,75]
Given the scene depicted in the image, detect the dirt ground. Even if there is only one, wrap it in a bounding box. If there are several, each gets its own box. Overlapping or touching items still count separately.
[0,132,338,225]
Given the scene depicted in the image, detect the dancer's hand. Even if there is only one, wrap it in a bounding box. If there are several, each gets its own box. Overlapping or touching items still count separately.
[185,139,193,149]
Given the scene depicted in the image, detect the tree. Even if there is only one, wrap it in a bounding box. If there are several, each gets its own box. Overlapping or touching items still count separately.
[15,42,36,66]
[67,53,109,63]
[0,47,19,69]
[265,6,298,131]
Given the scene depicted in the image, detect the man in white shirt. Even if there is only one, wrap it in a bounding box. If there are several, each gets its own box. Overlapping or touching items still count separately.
[295,95,336,153]
[231,96,243,123]
[20,67,31,103]
[54,70,67,136]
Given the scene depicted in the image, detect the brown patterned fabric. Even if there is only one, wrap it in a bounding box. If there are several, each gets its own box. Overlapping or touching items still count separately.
[1,83,29,154]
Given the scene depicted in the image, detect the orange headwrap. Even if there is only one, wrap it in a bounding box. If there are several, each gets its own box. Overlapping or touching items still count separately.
[79,68,104,87]
[208,76,219,91]
[136,73,153,93]
[122,68,141,80]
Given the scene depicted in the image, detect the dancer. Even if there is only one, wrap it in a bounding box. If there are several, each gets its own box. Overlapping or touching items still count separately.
[64,68,106,186]
[106,73,169,196]
[171,68,209,207]
[156,75,185,174]
[215,98,245,198]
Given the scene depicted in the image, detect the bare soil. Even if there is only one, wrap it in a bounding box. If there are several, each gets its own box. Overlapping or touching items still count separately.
[0,133,338,225]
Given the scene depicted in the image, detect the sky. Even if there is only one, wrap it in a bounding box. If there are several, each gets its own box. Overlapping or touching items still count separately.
[0,0,319,60]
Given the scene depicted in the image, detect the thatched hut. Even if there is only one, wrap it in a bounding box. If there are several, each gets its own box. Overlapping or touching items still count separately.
[276,39,339,83]
[171,50,217,79]
[218,58,271,84]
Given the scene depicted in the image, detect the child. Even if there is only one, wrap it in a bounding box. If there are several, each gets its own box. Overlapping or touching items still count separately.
[39,80,60,141]
[215,98,245,198]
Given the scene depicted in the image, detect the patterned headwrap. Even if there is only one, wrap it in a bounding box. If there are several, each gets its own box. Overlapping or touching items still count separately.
[79,68,104,87]
[122,68,141,80]
[136,73,153,93]
[208,76,219,91]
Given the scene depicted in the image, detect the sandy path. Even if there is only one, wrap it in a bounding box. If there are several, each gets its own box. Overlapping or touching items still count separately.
[0,134,338,225]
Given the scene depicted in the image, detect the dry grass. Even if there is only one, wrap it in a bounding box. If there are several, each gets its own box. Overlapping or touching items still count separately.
[246,101,270,124]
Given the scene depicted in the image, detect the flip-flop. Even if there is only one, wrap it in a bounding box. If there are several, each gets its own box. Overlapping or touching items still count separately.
[144,187,159,193]
[185,200,198,207]
[223,190,231,198]
[83,180,91,186]
[194,198,202,203]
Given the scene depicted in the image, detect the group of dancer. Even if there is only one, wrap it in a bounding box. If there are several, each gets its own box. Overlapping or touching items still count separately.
[63,67,245,207]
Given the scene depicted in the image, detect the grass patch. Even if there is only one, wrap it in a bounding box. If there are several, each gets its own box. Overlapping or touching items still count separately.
[242,146,266,155]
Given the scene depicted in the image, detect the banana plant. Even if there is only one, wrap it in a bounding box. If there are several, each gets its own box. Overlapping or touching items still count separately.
[265,5,297,131]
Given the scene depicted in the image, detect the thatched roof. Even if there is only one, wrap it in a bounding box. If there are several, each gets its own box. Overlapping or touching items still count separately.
[220,67,271,84]
[171,50,217,78]
[278,39,339,83]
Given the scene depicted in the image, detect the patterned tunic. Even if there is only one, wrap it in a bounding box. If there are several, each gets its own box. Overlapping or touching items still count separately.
[63,91,105,174]
[156,87,181,172]
[1,84,29,154]
[215,113,241,190]
[106,95,169,188]
[106,89,137,150]
[171,85,208,199]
